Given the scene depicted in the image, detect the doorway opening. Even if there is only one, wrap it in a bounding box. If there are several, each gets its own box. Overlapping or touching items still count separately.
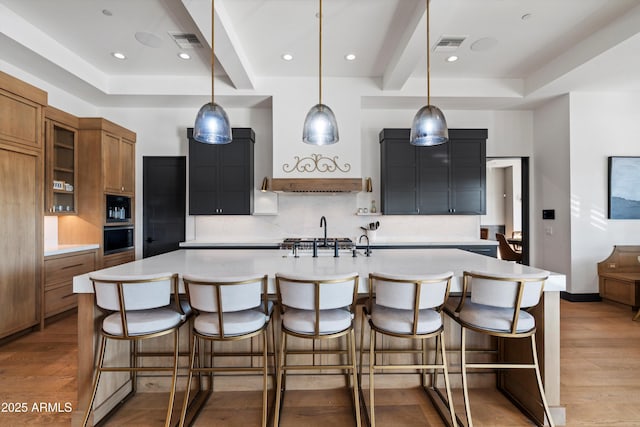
[482,157,530,265]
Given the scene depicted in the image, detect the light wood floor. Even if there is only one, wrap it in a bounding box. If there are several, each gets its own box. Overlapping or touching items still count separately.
[1,299,640,426]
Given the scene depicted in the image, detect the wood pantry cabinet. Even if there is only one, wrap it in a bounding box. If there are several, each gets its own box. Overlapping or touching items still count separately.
[58,118,136,268]
[45,106,78,214]
[188,127,254,215]
[43,249,96,321]
[0,71,46,339]
[379,128,487,215]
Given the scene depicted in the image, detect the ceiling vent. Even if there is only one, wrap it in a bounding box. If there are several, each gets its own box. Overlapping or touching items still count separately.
[168,32,203,49]
[433,36,466,53]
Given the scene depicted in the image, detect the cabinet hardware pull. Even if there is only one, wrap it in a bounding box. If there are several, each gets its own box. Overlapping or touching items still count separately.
[61,263,84,270]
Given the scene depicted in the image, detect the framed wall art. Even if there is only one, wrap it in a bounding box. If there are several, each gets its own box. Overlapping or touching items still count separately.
[608,156,640,219]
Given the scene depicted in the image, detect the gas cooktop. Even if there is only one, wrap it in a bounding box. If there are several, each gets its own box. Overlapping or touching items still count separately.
[280,237,354,250]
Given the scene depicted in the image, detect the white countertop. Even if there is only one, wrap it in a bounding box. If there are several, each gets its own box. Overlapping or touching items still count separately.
[73,248,564,294]
[179,240,498,248]
[45,244,100,257]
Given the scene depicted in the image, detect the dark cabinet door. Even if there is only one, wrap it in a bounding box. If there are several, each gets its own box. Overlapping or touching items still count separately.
[380,128,486,215]
[417,142,450,214]
[188,128,254,215]
[380,134,417,214]
[449,133,486,214]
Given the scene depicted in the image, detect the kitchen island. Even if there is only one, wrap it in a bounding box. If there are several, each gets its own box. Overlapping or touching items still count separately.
[73,248,565,425]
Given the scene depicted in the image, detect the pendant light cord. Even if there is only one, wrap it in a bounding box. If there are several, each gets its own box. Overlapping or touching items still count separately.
[318,0,323,105]
[211,0,215,104]
[426,0,430,106]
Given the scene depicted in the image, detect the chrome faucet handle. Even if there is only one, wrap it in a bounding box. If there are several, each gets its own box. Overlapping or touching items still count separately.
[312,238,318,258]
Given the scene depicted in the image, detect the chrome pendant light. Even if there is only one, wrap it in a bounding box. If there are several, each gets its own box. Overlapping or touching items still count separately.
[410,0,448,146]
[193,0,232,144]
[303,0,339,145]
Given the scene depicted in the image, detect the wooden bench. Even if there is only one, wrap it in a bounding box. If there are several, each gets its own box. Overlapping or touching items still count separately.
[598,245,640,320]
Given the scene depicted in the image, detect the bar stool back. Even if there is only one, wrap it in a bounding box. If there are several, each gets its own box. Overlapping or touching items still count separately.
[360,272,456,426]
[274,272,361,426]
[445,270,555,427]
[82,272,184,427]
[179,274,273,427]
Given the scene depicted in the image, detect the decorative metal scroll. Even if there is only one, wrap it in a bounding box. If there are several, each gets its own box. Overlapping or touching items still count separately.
[282,154,351,173]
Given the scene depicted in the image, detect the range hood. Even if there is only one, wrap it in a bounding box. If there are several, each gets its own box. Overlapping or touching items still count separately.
[270,178,363,193]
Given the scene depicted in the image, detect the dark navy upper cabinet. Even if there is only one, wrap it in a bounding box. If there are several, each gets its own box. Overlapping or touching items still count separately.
[188,128,254,215]
[379,128,486,215]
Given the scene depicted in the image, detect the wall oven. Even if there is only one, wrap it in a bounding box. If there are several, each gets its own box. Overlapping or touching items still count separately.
[104,225,134,254]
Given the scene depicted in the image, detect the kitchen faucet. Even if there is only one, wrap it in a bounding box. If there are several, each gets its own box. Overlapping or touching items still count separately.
[320,216,328,246]
[359,234,371,257]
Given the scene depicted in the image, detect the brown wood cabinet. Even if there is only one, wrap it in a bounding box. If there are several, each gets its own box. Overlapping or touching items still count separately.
[102,250,135,268]
[0,71,46,340]
[43,249,96,321]
[58,118,136,268]
[45,106,78,214]
[103,131,135,195]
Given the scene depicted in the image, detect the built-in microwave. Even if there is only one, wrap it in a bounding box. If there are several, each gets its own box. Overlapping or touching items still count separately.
[106,194,131,223]
[104,225,134,254]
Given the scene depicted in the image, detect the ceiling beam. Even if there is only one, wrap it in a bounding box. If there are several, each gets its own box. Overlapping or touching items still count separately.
[380,0,425,91]
[182,0,255,91]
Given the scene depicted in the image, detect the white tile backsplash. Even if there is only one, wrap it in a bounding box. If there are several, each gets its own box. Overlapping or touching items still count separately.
[190,194,480,243]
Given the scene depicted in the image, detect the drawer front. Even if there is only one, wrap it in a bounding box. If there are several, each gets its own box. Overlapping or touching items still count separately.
[45,252,96,285]
[44,282,77,317]
[103,250,135,268]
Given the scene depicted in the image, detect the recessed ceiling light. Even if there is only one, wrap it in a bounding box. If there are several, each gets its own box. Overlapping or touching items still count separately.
[281,53,294,61]
[112,52,126,60]
[178,52,191,60]
[446,55,458,62]
[344,53,356,61]
[521,13,533,21]
[102,9,112,16]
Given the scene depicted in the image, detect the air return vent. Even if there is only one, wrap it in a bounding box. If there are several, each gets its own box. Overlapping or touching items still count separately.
[168,32,203,49]
[434,36,466,52]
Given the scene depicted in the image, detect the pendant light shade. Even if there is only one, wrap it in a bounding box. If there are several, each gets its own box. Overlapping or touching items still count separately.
[410,105,448,146]
[410,0,448,146]
[303,103,339,145]
[303,0,339,145]
[194,102,232,144]
[194,0,232,145]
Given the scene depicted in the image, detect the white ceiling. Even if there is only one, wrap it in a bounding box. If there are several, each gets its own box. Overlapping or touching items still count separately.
[1,0,639,109]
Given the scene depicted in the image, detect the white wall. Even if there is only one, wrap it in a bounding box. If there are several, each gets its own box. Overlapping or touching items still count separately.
[569,92,640,294]
[533,95,572,287]
[103,98,536,249]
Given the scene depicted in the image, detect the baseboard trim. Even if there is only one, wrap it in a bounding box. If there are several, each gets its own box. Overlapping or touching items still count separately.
[560,292,602,302]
